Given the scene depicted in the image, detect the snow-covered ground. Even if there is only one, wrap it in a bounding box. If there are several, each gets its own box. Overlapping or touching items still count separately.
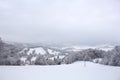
[0,62,120,80]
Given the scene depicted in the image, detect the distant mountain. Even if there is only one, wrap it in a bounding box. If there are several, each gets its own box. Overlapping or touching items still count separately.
[61,44,114,52]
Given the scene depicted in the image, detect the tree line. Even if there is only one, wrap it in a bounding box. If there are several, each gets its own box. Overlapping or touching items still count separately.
[0,37,120,66]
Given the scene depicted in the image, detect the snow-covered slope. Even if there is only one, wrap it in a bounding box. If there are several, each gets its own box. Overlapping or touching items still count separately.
[0,62,120,80]
[27,47,46,55]
[19,47,61,55]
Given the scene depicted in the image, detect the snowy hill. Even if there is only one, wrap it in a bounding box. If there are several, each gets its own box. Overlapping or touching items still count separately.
[19,47,62,55]
[0,61,120,80]
[17,45,115,66]
[19,44,114,55]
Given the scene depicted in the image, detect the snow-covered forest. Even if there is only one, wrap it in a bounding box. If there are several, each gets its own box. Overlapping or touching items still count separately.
[0,37,120,66]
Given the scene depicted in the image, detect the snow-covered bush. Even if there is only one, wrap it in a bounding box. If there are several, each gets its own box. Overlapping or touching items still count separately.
[102,46,120,66]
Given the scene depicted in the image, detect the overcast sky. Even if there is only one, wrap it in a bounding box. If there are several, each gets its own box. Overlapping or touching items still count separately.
[0,0,120,45]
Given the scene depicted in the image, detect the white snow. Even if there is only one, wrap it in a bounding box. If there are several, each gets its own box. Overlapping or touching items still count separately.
[54,55,58,59]
[27,48,34,55]
[92,58,102,63]
[0,62,120,80]
[34,47,46,55]
[97,47,113,51]
[27,47,46,55]
[31,57,37,62]
[47,49,60,55]
[20,57,27,62]
[59,55,65,59]
[49,57,54,60]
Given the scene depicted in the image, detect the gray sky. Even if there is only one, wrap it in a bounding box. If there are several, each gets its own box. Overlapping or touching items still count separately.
[0,0,120,45]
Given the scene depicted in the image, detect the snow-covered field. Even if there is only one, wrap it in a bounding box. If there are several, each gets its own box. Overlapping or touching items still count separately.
[0,62,120,80]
